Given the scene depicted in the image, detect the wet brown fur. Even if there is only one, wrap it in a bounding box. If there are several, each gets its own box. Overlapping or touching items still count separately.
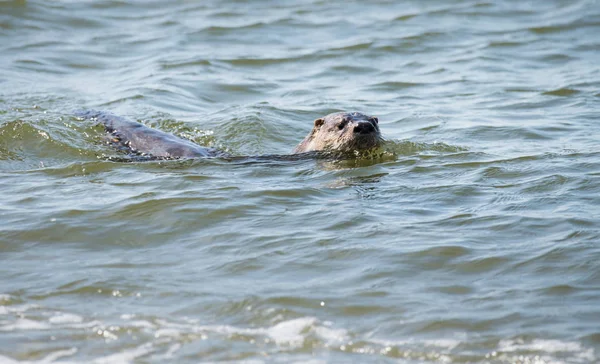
[293,112,382,154]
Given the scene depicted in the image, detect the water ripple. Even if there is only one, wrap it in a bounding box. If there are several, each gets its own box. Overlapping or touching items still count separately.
[2,0,600,362]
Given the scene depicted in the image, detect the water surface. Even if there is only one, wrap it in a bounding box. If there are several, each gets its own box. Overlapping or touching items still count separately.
[1,0,600,362]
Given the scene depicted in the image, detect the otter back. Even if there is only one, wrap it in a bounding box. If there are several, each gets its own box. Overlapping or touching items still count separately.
[76,110,225,159]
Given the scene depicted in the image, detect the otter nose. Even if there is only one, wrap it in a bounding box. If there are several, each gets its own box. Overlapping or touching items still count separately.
[353,121,375,134]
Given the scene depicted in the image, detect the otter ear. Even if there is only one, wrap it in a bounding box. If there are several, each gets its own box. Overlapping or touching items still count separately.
[313,118,325,128]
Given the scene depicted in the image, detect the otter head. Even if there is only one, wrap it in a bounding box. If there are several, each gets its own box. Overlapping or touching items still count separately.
[293,112,382,154]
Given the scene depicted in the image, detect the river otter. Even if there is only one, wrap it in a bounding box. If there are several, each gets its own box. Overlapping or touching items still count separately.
[293,112,381,154]
[76,110,382,159]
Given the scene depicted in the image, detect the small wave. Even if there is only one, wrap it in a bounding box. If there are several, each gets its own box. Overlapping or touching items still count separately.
[498,338,595,362]
[48,313,84,325]
[0,349,78,364]
[1,299,597,362]
[385,140,468,155]
[542,88,580,97]
[0,116,109,170]
[366,81,422,92]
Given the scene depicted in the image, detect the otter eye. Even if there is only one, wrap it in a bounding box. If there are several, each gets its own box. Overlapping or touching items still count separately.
[337,119,348,130]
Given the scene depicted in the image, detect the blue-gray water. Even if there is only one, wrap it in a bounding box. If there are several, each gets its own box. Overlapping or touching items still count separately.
[1,0,600,362]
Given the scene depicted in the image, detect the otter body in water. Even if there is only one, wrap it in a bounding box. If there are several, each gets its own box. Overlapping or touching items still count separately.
[76,110,382,159]
[76,110,226,159]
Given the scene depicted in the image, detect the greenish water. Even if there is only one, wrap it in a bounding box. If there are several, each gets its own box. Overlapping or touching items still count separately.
[1,0,600,362]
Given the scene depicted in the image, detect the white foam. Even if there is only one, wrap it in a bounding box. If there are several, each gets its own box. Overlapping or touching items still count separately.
[313,323,348,346]
[267,317,316,347]
[153,328,180,338]
[154,316,346,350]
[92,343,154,364]
[0,310,594,364]
[371,337,461,351]
[421,338,461,350]
[497,338,595,363]
[0,318,50,331]
[128,320,155,329]
[0,304,38,315]
[69,320,103,329]
[40,348,78,363]
[499,339,585,353]
[49,313,83,324]
[0,348,77,364]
